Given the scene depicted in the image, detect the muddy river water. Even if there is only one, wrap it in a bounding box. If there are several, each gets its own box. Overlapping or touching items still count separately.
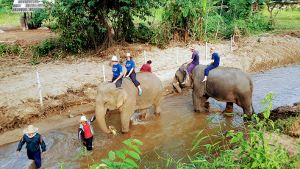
[1,65,300,169]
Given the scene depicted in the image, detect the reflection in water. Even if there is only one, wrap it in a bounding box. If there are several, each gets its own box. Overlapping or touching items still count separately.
[0,65,300,168]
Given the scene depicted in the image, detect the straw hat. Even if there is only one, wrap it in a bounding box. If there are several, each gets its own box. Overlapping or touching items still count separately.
[80,115,87,122]
[111,55,118,62]
[23,125,38,134]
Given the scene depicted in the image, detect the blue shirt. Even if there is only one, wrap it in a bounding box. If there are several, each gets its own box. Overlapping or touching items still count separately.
[112,64,122,78]
[125,60,135,73]
[211,52,220,67]
[191,50,200,65]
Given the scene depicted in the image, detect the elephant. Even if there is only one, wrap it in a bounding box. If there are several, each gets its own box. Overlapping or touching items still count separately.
[172,64,254,116]
[95,72,163,133]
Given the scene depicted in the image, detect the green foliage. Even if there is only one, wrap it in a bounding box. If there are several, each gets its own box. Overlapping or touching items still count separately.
[90,138,143,169]
[0,0,13,12]
[159,0,270,42]
[0,43,23,56]
[28,9,49,29]
[33,38,61,57]
[133,23,154,43]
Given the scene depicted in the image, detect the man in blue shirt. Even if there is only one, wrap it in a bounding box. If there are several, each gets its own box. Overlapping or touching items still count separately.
[16,125,46,169]
[203,47,220,82]
[111,55,123,88]
[125,53,142,96]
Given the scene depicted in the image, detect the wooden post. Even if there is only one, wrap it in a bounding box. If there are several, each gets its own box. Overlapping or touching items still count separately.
[143,50,146,64]
[230,37,233,51]
[176,47,179,65]
[102,65,106,82]
[205,42,208,61]
[36,70,43,107]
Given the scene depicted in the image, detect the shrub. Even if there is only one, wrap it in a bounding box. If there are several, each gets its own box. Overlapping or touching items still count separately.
[0,43,22,56]
[33,38,61,57]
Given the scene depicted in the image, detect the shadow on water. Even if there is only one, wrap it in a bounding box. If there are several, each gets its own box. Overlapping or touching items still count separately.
[1,65,300,168]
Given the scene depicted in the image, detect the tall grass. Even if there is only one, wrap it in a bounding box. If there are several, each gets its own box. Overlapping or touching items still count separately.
[0,9,21,27]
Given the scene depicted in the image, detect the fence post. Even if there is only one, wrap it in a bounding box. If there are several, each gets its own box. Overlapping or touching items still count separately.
[36,70,43,107]
[205,42,208,61]
[102,64,106,82]
[176,47,179,65]
[230,37,233,51]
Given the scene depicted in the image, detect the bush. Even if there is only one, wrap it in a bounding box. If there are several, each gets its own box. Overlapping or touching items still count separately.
[0,43,22,56]
[28,9,49,29]
[33,38,61,57]
[133,23,154,43]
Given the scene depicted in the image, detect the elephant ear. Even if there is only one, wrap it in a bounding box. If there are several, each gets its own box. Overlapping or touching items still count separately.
[115,89,127,108]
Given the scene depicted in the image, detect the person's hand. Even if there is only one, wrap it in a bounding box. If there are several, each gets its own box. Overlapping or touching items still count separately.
[16,151,20,157]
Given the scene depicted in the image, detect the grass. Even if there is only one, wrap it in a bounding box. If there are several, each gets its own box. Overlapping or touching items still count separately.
[274,9,300,31]
[0,10,21,27]
[262,8,300,32]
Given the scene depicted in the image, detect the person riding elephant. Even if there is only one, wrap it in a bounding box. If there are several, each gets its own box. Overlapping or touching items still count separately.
[111,55,123,88]
[95,73,163,134]
[202,47,220,82]
[182,46,200,86]
[124,52,143,96]
[172,64,254,116]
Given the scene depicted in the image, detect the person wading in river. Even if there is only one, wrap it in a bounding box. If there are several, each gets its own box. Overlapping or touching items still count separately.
[124,52,143,96]
[182,46,200,86]
[78,115,96,151]
[16,125,46,169]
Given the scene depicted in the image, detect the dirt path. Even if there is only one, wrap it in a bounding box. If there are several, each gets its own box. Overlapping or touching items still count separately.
[0,33,300,144]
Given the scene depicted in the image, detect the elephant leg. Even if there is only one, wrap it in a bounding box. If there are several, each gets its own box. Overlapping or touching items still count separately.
[153,97,162,116]
[223,102,234,113]
[120,107,134,133]
[193,91,208,113]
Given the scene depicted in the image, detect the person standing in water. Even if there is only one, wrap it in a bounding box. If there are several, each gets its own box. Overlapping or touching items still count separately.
[16,125,46,169]
[111,55,123,88]
[202,47,220,82]
[125,52,143,96]
[78,115,96,151]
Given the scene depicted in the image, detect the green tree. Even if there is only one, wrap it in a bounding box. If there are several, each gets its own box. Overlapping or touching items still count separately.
[49,0,162,53]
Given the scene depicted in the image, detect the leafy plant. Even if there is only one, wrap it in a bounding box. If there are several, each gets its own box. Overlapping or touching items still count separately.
[90,138,143,169]
[0,43,23,56]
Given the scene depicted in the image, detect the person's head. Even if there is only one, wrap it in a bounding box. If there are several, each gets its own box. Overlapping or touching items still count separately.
[111,55,119,65]
[190,46,195,52]
[24,125,38,138]
[126,52,132,61]
[210,47,216,54]
[146,60,152,64]
[80,115,87,125]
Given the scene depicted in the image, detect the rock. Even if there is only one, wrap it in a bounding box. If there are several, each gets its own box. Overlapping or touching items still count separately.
[69,114,74,118]
[257,37,266,43]
[267,104,300,120]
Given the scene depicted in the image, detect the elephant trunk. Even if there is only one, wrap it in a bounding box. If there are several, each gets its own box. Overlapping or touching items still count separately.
[172,76,182,93]
[95,104,111,134]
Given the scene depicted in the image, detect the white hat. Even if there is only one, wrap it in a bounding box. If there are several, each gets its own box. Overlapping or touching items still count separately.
[80,116,87,122]
[126,52,131,57]
[23,125,38,134]
[111,55,118,62]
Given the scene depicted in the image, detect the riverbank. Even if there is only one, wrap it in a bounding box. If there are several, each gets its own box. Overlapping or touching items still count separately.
[0,32,300,146]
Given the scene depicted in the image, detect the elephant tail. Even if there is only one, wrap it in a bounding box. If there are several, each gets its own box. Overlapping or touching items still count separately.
[249,77,255,114]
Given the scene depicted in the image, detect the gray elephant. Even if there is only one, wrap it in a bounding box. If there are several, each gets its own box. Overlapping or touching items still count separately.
[173,64,254,115]
[95,72,163,133]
